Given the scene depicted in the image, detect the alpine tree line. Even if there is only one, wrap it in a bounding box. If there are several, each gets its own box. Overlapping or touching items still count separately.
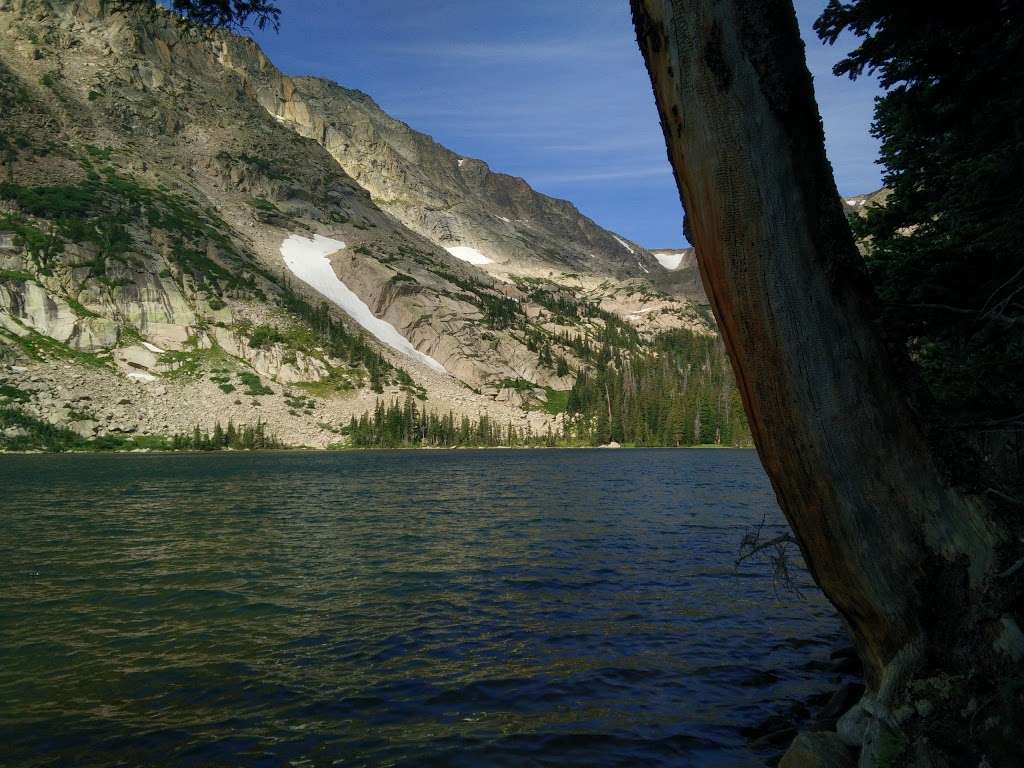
[345,327,751,449]
[344,398,559,449]
[563,328,751,446]
[170,419,282,450]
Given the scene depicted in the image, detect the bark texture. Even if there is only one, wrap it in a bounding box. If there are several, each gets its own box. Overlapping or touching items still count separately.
[631,0,1023,763]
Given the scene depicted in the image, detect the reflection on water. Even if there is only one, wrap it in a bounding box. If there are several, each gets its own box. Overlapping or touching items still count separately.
[0,449,840,767]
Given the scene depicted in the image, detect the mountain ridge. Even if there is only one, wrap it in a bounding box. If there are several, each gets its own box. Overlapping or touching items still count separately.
[214,35,670,281]
[0,0,748,449]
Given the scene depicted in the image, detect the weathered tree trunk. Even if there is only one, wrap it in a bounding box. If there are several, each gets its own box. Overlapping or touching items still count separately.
[631,0,1023,763]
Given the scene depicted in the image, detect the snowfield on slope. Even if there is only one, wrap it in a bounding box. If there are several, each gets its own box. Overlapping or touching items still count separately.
[280,234,447,373]
[612,235,635,255]
[653,251,685,270]
[444,245,493,265]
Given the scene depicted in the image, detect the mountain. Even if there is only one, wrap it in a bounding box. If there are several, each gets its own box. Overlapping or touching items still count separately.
[0,0,748,449]
[842,188,889,216]
[645,248,708,302]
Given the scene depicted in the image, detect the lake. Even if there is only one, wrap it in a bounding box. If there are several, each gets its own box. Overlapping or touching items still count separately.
[0,449,842,767]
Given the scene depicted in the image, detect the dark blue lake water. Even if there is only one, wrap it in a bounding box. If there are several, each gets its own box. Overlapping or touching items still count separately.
[0,449,841,767]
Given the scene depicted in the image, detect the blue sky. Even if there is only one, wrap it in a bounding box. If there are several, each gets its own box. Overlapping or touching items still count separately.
[251,1,882,248]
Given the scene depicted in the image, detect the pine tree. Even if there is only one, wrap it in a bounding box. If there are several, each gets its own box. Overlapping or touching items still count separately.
[816,1,1024,431]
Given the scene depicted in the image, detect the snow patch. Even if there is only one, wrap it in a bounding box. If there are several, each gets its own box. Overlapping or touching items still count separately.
[128,372,157,383]
[497,216,511,223]
[141,341,166,354]
[445,245,492,265]
[280,234,447,374]
[628,307,661,322]
[612,235,635,255]
[653,251,685,270]
[458,158,466,167]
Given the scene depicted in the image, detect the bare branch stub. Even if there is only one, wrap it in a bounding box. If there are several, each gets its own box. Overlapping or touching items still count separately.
[735,513,802,597]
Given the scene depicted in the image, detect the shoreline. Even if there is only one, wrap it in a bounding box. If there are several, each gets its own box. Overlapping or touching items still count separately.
[0,444,757,456]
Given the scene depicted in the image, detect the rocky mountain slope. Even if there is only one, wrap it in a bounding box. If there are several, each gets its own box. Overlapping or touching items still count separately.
[217,41,660,281]
[0,0,744,449]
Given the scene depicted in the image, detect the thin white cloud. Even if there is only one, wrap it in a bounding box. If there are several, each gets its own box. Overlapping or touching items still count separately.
[526,166,670,184]
[539,136,658,153]
[375,37,634,64]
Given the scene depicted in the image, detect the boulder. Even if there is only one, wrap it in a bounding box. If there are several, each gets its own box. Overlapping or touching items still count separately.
[837,702,870,747]
[113,344,160,373]
[815,682,866,728]
[0,312,30,337]
[143,322,192,350]
[780,731,857,768]
[67,419,99,437]
[994,615,1024,662]
[859,719,904,768]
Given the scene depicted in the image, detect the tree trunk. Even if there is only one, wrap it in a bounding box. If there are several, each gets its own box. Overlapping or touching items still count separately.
[631,0,1023,763]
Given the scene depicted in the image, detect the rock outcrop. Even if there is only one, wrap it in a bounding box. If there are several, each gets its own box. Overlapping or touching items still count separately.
[0,0,718,448]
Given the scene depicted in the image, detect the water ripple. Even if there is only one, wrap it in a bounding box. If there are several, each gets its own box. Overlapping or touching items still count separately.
[0,449,841,766]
